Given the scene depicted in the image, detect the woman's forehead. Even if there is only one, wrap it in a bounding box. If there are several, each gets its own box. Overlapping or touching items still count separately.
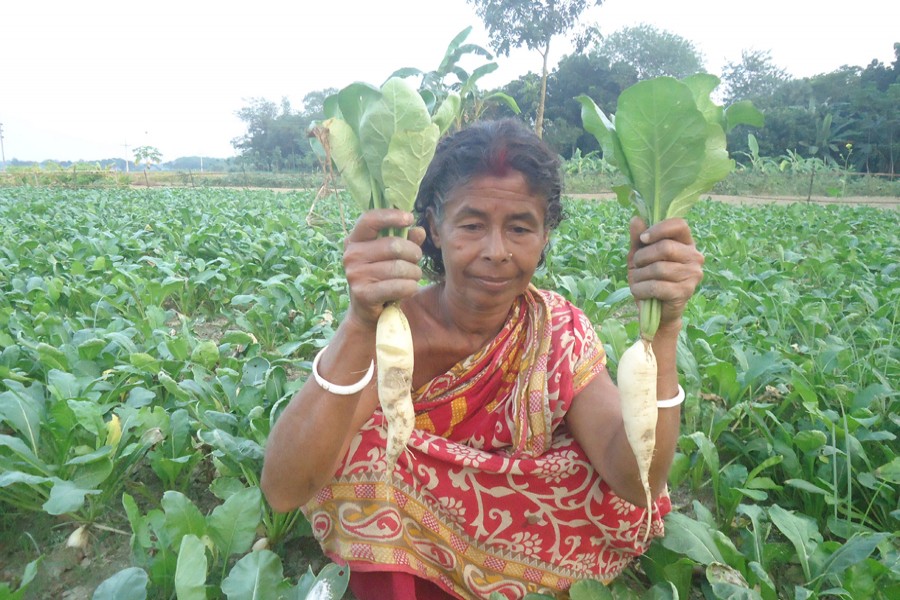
[442,173,548,216]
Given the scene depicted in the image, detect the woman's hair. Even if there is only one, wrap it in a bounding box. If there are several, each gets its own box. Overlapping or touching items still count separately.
[414,119,565,280]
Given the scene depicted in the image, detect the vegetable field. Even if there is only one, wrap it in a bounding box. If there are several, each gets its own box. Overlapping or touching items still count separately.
[1,187,897,599]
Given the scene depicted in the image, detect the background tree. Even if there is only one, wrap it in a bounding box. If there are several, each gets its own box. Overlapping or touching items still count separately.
[721,49,791,106]
[390,26,520,132]
[594,24,704,81]
[231,91,334,171]
[538,51,623,156]
[466,0,603,139]
[133,145,162,186]
[500,26,703,158]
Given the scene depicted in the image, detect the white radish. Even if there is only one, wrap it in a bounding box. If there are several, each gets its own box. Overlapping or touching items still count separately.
[66,524,89,550]
[617,336,658,542]
[318,78,450,496]
[375,302,415,482]
[578,77,759,543]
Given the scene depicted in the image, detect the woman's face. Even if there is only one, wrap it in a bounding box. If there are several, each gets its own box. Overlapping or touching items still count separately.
[428,170,549,311]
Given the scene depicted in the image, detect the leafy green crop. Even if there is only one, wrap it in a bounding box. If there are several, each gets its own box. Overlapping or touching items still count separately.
[578,74,764,338]
[320,77,449,238]
[0,187,896,598]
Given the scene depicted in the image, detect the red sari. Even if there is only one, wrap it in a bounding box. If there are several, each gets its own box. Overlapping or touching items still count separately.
[302,287,670,599]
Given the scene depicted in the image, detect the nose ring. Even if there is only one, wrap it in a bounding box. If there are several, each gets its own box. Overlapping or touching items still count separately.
[507,252,513,259]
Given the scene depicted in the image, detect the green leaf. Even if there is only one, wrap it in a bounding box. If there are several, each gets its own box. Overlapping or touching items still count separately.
[324,117,373,211]
[793,430,828,453]
[358,77,433,194]
[576,95,631,181]
[874,456,900,483]
[241,357,271,387]
[0,380,45,452]
[767,504,821,581]
[818,533,890,580]
[66,447,114,489]
[191,340,220,369]
[220,550,284,600]
[785,479,830,496]
[382,125,440,212]
[92,567,149,600]
[706,562,759,599]
[197,428,264,464]
[645,581,679,600]
[37,343,68,371]
[0,556,41,600]
[682,73,725,129]
[569,578,614,599]
[432,93,461,135]
[207,486,261,558]
[332,81,382,131]
[43,478,101,515]
[129,352,160,374]
[665,122,733,219]
[724,100,765,132]
[292,566,317,597]
[67,399,104,437]
[174,534,208,600]
[307,563,350,599]
[614,77,708,225]
[659,512,725,565]
[123,493,152,550]
[162,491,207,547]
[484,91,521,115]
[747,562,778,600]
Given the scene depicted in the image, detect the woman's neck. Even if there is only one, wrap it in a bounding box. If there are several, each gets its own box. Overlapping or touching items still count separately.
[413,284,511,355]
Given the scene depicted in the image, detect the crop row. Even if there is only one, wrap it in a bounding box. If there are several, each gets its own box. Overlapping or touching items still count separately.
[0,187,897,599]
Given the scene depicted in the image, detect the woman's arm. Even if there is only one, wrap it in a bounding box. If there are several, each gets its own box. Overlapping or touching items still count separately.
[260,210,425,512]
[566,217,703,506]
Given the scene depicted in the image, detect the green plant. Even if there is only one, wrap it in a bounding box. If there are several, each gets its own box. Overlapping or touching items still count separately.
[1,186,896,596]
[133,146,163,187]
[577,75,763,531]
[94,486,345,599]
[0,557,41,600]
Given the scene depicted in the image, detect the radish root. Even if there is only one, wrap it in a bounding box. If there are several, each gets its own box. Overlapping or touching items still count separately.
[375,302,415,490]
[617,336,658,542]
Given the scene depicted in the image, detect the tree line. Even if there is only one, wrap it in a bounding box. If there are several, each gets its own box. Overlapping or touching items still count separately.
[230,25,899,177]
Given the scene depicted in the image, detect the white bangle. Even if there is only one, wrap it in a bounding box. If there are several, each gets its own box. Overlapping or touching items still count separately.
[311,346,374,395]
[657,385,686,408]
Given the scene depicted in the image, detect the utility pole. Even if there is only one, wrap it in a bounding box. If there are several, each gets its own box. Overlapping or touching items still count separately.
[0,123,6,169]
[122,139,130,173]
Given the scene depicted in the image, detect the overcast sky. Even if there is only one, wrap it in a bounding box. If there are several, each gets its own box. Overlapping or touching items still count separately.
[2,0,897,162]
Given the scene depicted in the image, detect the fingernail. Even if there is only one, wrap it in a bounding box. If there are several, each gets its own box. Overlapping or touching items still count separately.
[640,232,650,243]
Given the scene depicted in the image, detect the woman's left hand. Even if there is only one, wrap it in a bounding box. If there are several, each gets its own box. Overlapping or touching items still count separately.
[627,216,704,332]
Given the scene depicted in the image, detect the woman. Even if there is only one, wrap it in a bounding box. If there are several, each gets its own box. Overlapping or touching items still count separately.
[261,119,704,599]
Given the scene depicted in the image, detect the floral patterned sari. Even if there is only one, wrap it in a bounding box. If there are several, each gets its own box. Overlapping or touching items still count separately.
[302,286,670,599]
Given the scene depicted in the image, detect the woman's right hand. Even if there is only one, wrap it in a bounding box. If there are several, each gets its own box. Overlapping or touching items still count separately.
[343,209,426,328]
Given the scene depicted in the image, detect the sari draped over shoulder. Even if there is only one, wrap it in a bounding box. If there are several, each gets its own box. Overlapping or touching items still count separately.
[302,287,670,599]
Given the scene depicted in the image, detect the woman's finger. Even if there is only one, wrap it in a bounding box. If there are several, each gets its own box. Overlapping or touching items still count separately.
[345,209,416,244]
[637,217,695,246]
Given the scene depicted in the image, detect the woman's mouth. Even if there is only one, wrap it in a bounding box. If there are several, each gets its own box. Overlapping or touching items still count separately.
[474,276,512,291]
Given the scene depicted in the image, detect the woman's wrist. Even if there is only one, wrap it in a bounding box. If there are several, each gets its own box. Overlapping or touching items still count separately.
[654,318,683,340]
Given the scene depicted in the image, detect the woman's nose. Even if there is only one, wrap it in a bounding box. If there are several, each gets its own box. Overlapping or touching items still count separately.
[483,230,510,262]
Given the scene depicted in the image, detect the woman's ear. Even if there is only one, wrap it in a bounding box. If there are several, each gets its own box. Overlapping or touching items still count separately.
[426,208,441,249]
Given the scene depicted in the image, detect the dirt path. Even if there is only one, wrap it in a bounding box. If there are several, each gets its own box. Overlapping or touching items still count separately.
[567,193,899,208]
